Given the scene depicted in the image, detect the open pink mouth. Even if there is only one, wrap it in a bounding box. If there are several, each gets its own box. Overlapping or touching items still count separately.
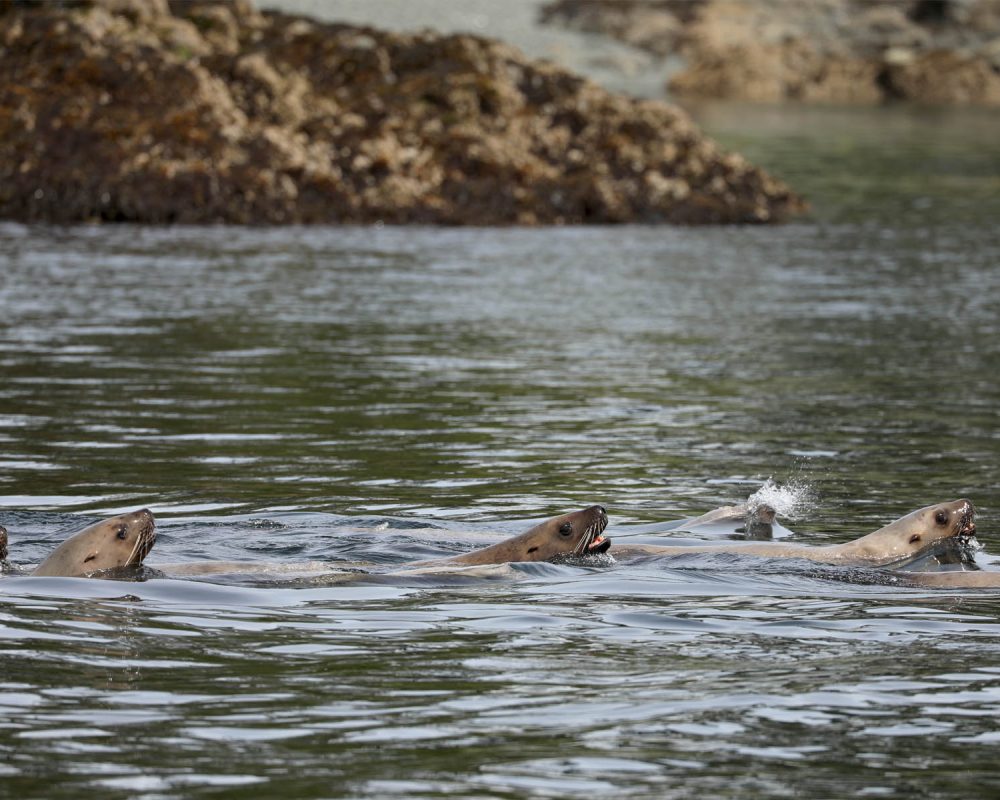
[575,506,610,556]
[587,534,611,554]
[958,504,977,542]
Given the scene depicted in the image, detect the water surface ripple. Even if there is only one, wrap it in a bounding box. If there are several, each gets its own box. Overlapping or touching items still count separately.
[3,101,1000,796]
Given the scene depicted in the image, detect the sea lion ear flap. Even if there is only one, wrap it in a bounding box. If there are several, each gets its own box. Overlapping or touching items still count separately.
[82,550,100,564]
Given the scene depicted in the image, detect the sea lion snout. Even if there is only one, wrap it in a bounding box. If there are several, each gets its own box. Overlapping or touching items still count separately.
[956,499,976,536]
[132,508,156,536]
[581,505,610,554]
[132,510,157,564]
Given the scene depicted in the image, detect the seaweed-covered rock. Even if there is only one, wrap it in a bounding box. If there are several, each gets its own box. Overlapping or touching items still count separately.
[0,0,803,224]
[541,0,1000,106]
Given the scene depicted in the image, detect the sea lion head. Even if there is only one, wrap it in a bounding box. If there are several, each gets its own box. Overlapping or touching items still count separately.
[841,499,976,566]
[456,505,610,566]
[32,509,157,577]
[535,504,610,559]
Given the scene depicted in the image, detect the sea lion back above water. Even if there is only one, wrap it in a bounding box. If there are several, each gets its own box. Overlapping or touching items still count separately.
[31,509,157,577]
[429,505,610,567]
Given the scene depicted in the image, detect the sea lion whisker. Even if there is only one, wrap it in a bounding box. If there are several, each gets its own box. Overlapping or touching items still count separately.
[586,522,598,551]
[134,527,156,565]
[123,523,156,567]
[124,531,144,566]
[576,514,608,555]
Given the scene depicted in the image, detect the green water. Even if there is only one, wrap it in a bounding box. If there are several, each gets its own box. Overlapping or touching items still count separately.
[1,101,1000,798]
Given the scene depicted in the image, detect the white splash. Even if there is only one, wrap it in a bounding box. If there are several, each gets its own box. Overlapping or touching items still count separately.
[746,478,816,521]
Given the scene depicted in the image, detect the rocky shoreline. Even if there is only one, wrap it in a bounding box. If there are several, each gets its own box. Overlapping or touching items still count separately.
[0,0,804,225]
[540,0,1000,106]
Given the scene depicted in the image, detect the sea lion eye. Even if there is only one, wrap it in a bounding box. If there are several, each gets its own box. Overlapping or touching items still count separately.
[558,523,573,536]
[934,510,949,526]
[116,527,128,540]
[909,534,921,544]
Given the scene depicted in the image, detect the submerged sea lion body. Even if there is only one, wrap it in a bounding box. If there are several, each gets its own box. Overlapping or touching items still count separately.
[31,509,157,577]
[150,560,346,579]
[897,570,1000,589]
[613,500,976,568]
[412,505,610,568]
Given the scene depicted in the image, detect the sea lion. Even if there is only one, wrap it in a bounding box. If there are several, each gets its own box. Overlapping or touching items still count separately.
[31,509,156,577]
[612,499,976,568]
[0,525,7,562]
[412,505,610,568]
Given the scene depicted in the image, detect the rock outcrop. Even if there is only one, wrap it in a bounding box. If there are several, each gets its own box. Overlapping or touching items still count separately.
[540,0,1000,106]
[0,0,803,225]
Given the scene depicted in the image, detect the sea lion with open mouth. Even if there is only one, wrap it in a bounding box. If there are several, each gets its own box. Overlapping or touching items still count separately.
[31,509,157,578]
[612,500,976,568]
[417,505,610,567]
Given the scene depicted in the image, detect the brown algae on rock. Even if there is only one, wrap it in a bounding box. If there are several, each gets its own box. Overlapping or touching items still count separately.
[0,0,804,225]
